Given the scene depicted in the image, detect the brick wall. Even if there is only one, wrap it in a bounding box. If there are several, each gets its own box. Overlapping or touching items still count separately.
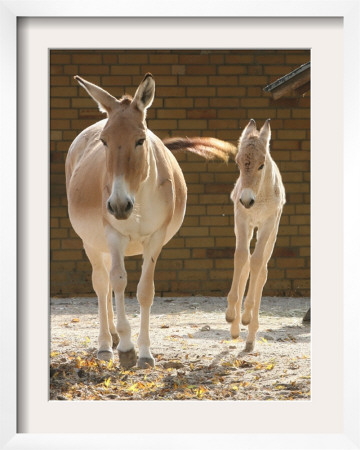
[50,50,310,298]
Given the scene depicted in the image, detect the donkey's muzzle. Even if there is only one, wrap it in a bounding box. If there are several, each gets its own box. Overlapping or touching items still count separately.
[107,198,134,220]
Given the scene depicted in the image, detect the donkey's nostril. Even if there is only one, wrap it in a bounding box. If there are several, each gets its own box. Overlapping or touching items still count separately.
[125,200,133,212]
[107,201,114,214]
[249,199,255,207]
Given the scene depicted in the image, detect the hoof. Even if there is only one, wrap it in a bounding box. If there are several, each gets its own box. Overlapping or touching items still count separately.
[225,308,235,323]
[242,311,252,326]
[244,342,254,352]
[118,348,137,369]
[137,357,155,369]
[111,332,120,348]
[230,324,240,339]
[97,350,113,361]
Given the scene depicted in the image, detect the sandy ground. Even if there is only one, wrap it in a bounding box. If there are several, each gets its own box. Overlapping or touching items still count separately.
[50,296,310,401]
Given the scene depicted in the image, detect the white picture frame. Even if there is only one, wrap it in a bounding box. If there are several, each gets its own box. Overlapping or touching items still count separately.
[1,1,359,449]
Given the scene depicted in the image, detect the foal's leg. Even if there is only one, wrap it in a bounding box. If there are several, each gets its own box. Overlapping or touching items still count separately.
[242,214,281,351]
[106,229,136,368]
[226,223,253,338]
[136,229,165,369]
[84,244,113,361]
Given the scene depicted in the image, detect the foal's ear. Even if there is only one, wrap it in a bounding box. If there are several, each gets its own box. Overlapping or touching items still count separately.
[132,73,155,113]
[259,119,271,147]
[74,76,118,114]
[240,119,257,142]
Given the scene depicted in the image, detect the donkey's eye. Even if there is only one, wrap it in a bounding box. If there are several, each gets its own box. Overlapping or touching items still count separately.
[258,164,264,170]
[136,138,145,147]
[100,138,107,147]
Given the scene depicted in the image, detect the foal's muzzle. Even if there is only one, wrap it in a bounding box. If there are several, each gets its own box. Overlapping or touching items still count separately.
[239,189,256,209]
[107,198,134,220]
[240,198,255,209]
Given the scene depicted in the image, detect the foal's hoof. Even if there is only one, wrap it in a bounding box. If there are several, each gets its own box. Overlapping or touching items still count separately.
[244,342,254,352]
[230,323,240,339]
[97,350,113,361]
[225,309,235,323]
[111,332,120,348]
[137,357,155,369]
[242,311,252,326]
[118,348,137,369]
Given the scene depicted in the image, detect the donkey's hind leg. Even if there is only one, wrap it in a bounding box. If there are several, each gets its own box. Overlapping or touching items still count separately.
[84,244,113,361]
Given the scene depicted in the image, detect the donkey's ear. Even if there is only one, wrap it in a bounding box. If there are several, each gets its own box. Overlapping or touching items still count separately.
[132,73,155,112]
[259,119,271,147]
[240,119,257,143]
[74,76,118,114]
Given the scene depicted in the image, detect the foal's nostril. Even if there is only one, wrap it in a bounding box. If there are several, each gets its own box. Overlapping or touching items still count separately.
[249,199,255,207]
[125,201,133,212]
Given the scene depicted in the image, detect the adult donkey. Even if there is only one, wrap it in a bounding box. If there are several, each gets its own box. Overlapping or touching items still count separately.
[66,74,233,369]
[165,119,285,352]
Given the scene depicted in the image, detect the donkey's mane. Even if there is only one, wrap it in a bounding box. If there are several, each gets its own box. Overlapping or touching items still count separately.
[118,95,133,106]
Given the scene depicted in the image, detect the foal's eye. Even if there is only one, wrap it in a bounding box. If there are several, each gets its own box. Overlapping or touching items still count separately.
[100,138,107,147]
[258,164,264,170]
[136,139,145,147]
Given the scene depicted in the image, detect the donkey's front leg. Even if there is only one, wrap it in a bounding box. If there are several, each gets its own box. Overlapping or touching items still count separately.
[106,229,136,368]
[136,229,165,369]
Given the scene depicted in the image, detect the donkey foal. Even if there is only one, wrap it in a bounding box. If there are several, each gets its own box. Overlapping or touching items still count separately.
[225,119,286,352]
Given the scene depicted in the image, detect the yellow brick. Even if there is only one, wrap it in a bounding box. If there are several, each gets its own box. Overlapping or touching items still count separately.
[185,237,215,248]
[150,54,178,64]
[157,109,186,119]
[286,269,310,279]
[209,76,238,85]
[52,250,83,261]
[161,249,190,259]
[218,66,247,75]
[216,87,246,97]
[154,271,177,281]
[209,269,234,280]
[51,53,71,64]
[215,237,235,247]
[147,119,177,130]
[178,120,207,129]
[178,270,208,281]
[72,54,102,64]
[118,53,149,64]
[210,227,234,237]
[184,259,213,269]
[187,87,216,97]
[101,76,132,86]
[179,227,209,237]
[179,76,208,86]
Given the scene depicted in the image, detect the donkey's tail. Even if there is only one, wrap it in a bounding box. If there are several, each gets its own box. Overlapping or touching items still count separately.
[163,136,237,162]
